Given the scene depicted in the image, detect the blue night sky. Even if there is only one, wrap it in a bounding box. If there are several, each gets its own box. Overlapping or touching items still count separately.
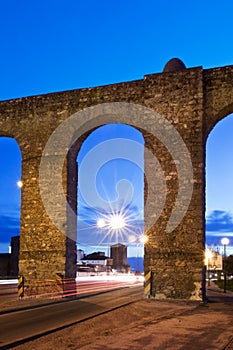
[0,0,233,256]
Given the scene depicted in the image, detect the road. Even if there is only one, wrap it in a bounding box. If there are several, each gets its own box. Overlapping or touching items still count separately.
[0,284,143,349]
[0,280,18,300]
[0,275,144,300]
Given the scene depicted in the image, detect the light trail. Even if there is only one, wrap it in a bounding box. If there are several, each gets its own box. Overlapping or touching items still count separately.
[0,274,143,301]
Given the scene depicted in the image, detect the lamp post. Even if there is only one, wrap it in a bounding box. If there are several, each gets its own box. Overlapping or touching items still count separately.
[97,214,126,269]
[129,234,148,273]
[205,250,213,286]
[221,237,230,293]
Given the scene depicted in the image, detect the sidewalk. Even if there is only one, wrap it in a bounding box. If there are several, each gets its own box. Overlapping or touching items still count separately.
[77,282,233,350]
[206,280,233,300]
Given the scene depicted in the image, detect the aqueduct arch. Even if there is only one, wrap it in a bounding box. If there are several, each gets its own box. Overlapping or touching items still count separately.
[0,59,232,300]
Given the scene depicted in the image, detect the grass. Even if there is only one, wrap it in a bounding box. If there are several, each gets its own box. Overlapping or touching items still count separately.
[214,279,233,292]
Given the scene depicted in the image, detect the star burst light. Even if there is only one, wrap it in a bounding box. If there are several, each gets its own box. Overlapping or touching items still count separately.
[96,208,139,247]
[96,218,106,228]
[109,213,125,229]
[17,180,23,188]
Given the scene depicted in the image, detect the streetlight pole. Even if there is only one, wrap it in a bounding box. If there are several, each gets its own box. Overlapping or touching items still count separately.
[129,234,148,274]
[221,237,230,293]
[208,257,211,286]
[205,249,213,287]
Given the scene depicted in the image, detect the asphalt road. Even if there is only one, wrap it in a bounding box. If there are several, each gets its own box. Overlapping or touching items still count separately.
[0,285,143,349]
[0,281,18,301]
[0,277,143,300]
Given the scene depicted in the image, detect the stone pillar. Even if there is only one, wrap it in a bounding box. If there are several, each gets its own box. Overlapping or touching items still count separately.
[143,68,205,300]
[144,152,205,300]
[19,150,77,295]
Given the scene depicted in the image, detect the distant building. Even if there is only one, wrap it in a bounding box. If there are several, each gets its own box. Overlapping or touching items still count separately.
[0,253,11,277]
[77,251,113,274]
[110,243,129,273]
[77,249,84,261]
[205,248,223,270]
[81,251,110,266]
[10,236,20,276]
[0,236,19,277]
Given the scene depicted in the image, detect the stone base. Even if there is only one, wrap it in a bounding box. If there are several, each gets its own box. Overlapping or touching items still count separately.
[22,277,77,299]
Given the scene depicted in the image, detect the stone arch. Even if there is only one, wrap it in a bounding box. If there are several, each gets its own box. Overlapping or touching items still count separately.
[73,123,145,260]
[204,65,233,139]
[66,109,179,234]
[205,103,233,141]
[205,112,233,250]
[0,136,22,276]
[64,105,193,299]
[0,60,232,300]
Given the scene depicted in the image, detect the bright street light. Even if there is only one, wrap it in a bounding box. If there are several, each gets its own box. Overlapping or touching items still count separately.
[139,235,148,244]
[97,213,126,230]
[221,237,230,246]
[109,214,125,230]
[17,180,23,188]
[96,213,127,260]
[97,218,106,228]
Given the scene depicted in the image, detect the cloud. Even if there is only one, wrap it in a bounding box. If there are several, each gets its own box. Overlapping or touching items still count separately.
[78,201,142,225]
[206,210,233,232]
[0,214,20,243]
[206,210,233,247]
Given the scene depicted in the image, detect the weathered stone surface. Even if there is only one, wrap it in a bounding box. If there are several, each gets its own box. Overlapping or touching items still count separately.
[0,60,232,299]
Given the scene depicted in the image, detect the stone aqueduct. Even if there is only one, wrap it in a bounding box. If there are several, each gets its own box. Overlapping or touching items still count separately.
[0,59,233,300]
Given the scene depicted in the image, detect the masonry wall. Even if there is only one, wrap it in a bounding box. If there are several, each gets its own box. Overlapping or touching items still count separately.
[0,63,232,298]
[203,65,233,137]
